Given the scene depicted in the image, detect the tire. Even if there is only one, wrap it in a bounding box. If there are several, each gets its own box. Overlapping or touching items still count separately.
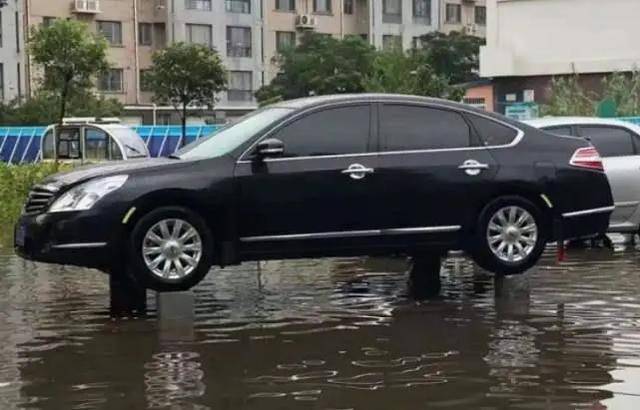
[471,196,547,275]
[126,206,214,292]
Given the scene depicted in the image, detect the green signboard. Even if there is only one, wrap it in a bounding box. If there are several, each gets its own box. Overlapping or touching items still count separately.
[505,102,540,121]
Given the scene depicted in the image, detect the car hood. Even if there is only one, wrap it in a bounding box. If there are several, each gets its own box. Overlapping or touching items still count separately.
[42,158,192,187]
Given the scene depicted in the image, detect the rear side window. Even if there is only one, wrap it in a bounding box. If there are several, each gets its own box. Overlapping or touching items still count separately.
[273,105,371,157]
[468,114,519,146]
[380,104,471,151]
[578,126,636,157]
[543,126,573,136]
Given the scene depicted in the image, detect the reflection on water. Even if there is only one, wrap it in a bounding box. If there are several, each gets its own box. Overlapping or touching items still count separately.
[2,243,640,408]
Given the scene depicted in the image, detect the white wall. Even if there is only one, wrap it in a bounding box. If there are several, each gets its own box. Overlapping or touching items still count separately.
[481,0,640,77]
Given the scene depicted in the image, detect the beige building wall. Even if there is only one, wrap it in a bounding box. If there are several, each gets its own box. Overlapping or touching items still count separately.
[264,0,369,83]
[440,0,486,37]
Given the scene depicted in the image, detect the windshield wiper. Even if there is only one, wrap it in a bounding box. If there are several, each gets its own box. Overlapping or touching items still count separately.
[167,154,182,159]
[124,143,145,156]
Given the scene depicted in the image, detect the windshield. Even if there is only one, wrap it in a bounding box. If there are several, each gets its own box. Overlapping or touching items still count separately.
[175,107,293,160]
[108,126,149,158]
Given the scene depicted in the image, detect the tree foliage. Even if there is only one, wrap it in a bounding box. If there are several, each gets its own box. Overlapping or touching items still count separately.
[542,75,596,116]
[601,71,640,116]
[146,42,227,141]
[255,34,376,104]
[28,19,109,123]
[363,48,464,100]
[0,91,123,126]
[417,31,485,84]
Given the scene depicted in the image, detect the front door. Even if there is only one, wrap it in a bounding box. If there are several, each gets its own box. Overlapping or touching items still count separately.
[577,124,640,228]
[234,104,381,244]
[374,103,500,235]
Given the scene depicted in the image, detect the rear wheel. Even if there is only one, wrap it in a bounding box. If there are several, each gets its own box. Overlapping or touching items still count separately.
[471,196,547,275]
[127,206,213,292]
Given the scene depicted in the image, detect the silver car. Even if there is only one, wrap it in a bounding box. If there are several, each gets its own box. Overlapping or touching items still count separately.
[526,117,640,234]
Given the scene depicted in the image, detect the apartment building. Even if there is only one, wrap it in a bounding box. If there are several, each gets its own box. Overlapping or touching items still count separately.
[264,0,369,82]
[371,0,439,51]
[480,0,640,114]
[24,0,263,123]
[440,0,485,37]
[0,0,25,103]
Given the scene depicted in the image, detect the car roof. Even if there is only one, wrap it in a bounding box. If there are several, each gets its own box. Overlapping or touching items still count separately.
[525,116,636,128]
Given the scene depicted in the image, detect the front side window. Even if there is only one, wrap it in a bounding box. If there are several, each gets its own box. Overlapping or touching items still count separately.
[380,105,472,151]
[578,126,636,157]
[468,114,518,146]
[445,3,461,24]
[98,69,123,92]
[226,0,251,13]
[177,107,293,159]
[227,26,252,57]
[228,71,253,101]
[97,21,122,45]
[186,0,212,11]
[275,0,295,11]
[383,0,401,23]
[272,105,371,158]
[187,24,212,48]
[56,128,82,159]
[313,0,331,13]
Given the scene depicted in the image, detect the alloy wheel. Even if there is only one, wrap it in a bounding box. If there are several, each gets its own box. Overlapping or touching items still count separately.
[486,206,538,263]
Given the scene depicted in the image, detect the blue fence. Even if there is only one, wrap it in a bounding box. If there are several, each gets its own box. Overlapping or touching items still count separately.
[0,125,221,164]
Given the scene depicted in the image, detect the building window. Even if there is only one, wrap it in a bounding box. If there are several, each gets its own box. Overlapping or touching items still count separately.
[0,12,3,48]
[42,16,56,27]
[97,21,123,46]
[228,71,252,101]
[0,64,4,101]
[445,3,461,24]
[382,35,401,50]
[186,24,212,48]
[276,31,295,52]
[17,63,21,100]
[382,0,401,23]
[139,23,153,46]
[413,0,430,23]
[275,0,295,11]
[15,11,19,52]
[140,69,152,92]
[154,23,166,47]
[186,0,212,11]
[98,69,123,92]
[226,26,251,57]
[313,0,331,13]
[226,0,251,13]
[475,6,486,25]
[343,0,353,14]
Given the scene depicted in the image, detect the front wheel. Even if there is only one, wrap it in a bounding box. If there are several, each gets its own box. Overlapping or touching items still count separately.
[127,206,214,292]
[471,196,547,275]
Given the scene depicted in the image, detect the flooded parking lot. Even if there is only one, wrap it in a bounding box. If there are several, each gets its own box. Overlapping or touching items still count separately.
[1,244,640,409]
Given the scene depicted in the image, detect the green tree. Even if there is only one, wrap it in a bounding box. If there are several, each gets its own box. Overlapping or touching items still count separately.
[542,75,596,116]
[255,33,376,104]
[0,91,123,126]
[146,42,227,144]
[363,48,464,100]
[418,31,485,84]
[601,71,640,116]
[28,19,109,124]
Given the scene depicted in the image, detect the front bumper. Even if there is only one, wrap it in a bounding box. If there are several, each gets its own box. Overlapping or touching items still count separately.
[14,210,121,271]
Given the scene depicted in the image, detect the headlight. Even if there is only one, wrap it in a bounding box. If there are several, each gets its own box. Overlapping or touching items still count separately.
[48,175,128,213]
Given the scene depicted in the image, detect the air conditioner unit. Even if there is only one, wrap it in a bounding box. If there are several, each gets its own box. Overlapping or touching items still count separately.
[295,14,317,30]
[73,0,100,14]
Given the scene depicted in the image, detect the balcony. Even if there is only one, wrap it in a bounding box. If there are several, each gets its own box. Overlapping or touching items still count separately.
[73,0,100,14]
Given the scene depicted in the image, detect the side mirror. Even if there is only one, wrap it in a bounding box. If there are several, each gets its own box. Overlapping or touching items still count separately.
[256,138,284,159]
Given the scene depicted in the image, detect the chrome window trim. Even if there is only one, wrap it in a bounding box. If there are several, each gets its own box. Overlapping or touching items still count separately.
[235,99,524,165]
[51,242,108,249]
[239,225,461,242]
[561,205,615,218]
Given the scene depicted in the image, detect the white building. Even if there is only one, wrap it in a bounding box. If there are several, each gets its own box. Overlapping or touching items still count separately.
[480,0,640,113]
[0,0,26,103]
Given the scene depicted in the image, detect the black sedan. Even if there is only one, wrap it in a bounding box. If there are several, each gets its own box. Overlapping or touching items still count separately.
[15,94,614,291]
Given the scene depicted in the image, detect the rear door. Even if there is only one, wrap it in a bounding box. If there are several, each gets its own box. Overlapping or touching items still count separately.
[374,103,499,235]
[576,125,640,228]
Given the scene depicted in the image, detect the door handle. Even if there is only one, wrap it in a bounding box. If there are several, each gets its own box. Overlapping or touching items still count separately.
[341,163,374,180]
[458,159,489,176]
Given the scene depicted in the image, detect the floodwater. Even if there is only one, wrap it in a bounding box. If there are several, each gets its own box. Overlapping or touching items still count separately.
[2,243,640,409]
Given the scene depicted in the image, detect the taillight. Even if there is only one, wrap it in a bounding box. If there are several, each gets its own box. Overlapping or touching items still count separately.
[570,146,604,171]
